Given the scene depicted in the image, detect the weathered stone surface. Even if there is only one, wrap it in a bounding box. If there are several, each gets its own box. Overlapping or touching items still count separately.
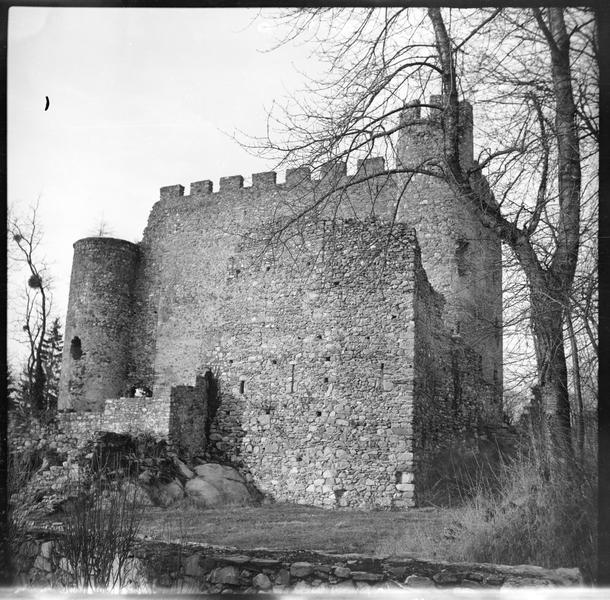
[188,464,253,506]
[185,478,223,507]
[253,573,272,590]
[210,566,240,585]
[194,463,245,483]
[249,557,281,568]
[351,571,384,582]
[183,554,203,578]
[59,557,71,573]
[333,566,351,578]
[173,457,195,479]
[433,570,463,585]
[275,568,291,586]
[502,576,552,587]
[290,562,314,578]
[222,555,251,565]
[40,541,54,559]
[33,555,52,572]
[214,478,252,505]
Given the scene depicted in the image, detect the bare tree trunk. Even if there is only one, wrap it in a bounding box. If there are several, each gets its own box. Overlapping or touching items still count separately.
[530,292,573,457]
[566,310,585,459]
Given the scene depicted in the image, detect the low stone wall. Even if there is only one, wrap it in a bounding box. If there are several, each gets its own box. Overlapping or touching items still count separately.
[14,529,583,591]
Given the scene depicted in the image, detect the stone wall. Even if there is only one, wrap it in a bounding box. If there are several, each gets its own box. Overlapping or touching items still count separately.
[102,398,171,438]
[13,530,583,591]
[204,220,420,508]
[168,375,210,460]
[56,100,504,508]
[10,386,206,466]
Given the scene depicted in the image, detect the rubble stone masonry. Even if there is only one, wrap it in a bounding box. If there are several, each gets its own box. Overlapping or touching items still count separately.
[55,99,503,507]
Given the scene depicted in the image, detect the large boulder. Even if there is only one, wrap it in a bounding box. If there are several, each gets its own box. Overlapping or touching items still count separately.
[193,463,245,483]
[156,479,184,507]
[185,478,224,508]
[186,463,253,507]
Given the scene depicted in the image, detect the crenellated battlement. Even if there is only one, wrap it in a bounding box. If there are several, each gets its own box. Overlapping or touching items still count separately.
[159,157,388,200]
[159,95,476,202]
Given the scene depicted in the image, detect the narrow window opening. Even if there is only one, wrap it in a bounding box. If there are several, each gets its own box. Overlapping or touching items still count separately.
[395,471,403,484]
[316,410,322,417]
[70,337,82,360]
[239,381,245,394]
[226,410,231,416]
[265,407,271,415]
[290,364,295,393]
[324,377,329,383]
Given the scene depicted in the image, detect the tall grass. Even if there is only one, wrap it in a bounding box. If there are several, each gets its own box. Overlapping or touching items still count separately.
[447,429,597,583]
[380,428,597,583]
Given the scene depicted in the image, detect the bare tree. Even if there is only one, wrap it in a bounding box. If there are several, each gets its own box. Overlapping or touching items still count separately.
[9,203,54,414]
[89,217,114,238]
[246,7,597,454]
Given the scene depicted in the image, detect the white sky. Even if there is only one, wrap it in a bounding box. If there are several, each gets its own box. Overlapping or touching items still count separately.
[7,7,317,365]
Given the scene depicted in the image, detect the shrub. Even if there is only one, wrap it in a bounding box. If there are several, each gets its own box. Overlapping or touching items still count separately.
[57,460,143,590]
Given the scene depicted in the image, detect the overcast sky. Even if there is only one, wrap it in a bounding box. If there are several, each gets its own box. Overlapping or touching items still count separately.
[8,7,318,364]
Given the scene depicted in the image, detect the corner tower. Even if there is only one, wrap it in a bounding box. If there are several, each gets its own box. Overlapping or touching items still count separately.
[397,97,503,402]
[58,237,139,411]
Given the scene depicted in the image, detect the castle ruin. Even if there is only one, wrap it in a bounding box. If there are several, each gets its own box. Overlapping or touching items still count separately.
[57,98,503,508]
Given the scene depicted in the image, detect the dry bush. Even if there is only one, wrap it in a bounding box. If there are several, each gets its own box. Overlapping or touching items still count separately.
[57,459,143,590]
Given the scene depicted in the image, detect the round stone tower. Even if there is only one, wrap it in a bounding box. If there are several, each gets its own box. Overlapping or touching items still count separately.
[58,237,139,411]
[396,96,503,395]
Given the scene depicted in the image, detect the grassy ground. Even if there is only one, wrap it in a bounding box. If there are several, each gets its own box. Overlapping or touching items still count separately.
[138,501,453,556]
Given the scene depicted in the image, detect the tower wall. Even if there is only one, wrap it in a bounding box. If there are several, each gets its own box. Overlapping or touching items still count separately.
[58,237,138,411]
[396,98,503,401]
